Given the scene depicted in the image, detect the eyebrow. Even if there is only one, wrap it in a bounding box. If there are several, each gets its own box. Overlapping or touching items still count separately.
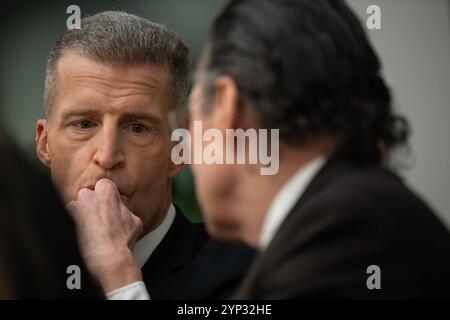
[119,112,162,125]
[59,108,163,125]
[59,109,101,123]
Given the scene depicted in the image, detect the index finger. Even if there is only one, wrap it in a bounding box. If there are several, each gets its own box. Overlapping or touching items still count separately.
[95,178,121,201]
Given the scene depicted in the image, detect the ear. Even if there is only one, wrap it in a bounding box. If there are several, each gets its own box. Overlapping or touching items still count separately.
[211,76,240,130]
[35,119,51,168]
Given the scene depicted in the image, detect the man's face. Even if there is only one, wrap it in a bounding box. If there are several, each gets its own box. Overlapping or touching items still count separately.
[36,53,182,233]
[188,72,242,241]
[188,82,216,213]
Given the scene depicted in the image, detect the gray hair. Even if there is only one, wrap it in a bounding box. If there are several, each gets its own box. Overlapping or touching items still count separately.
[44,11,191,119]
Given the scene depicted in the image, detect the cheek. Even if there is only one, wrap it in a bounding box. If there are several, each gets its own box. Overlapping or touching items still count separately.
[47,137,87,202]
[192,164,230,214]
[193,164,240,241]
[137,162,169,194]
[126,157,172,227]
[128,150,171,203]
[190,106,203,122]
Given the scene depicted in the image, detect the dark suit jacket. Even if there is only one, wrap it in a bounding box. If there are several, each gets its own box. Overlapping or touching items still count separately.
[235,157,450,299]
[141,206,255,299]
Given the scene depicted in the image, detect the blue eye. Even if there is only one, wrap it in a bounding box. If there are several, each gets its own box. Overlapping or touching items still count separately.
[74,120,96,129]
[128,123,148,134]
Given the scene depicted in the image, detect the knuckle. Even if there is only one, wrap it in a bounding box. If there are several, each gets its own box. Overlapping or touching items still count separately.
[65,202,77,215]
[97,180,119,201]
[66,201,75,209]
[78,188,92,199]
[133,215,143,230]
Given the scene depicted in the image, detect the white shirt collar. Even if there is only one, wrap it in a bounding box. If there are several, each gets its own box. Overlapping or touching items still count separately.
[133,203,176,268]
[259,156,327,250]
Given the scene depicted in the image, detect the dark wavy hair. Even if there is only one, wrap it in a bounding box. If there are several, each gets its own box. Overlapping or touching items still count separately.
[201,0,409,163]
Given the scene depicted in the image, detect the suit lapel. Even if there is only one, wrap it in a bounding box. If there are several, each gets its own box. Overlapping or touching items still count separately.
[141,207,200,298]
[235,157,361,298]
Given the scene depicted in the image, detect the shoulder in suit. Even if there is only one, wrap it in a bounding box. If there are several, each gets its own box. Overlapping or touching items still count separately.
[236,157,450,299]
[142,206,255,299]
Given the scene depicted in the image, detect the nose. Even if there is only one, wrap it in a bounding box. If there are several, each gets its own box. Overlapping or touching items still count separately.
[93,123,125,170]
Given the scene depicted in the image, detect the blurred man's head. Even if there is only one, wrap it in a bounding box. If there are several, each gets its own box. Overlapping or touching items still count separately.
[35,11,190,234]
[189,0,409,243]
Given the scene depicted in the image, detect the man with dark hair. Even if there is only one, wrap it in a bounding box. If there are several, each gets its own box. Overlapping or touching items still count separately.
[187,0,450,298]
[35,11,253,299]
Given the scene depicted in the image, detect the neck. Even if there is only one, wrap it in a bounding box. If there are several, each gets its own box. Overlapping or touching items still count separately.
[231,144,328,247]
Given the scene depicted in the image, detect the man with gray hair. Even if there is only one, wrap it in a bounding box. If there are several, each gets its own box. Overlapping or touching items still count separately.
[35,11,254,299]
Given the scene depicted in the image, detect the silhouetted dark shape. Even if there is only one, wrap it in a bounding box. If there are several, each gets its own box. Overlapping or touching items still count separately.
[0,129,102,299]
